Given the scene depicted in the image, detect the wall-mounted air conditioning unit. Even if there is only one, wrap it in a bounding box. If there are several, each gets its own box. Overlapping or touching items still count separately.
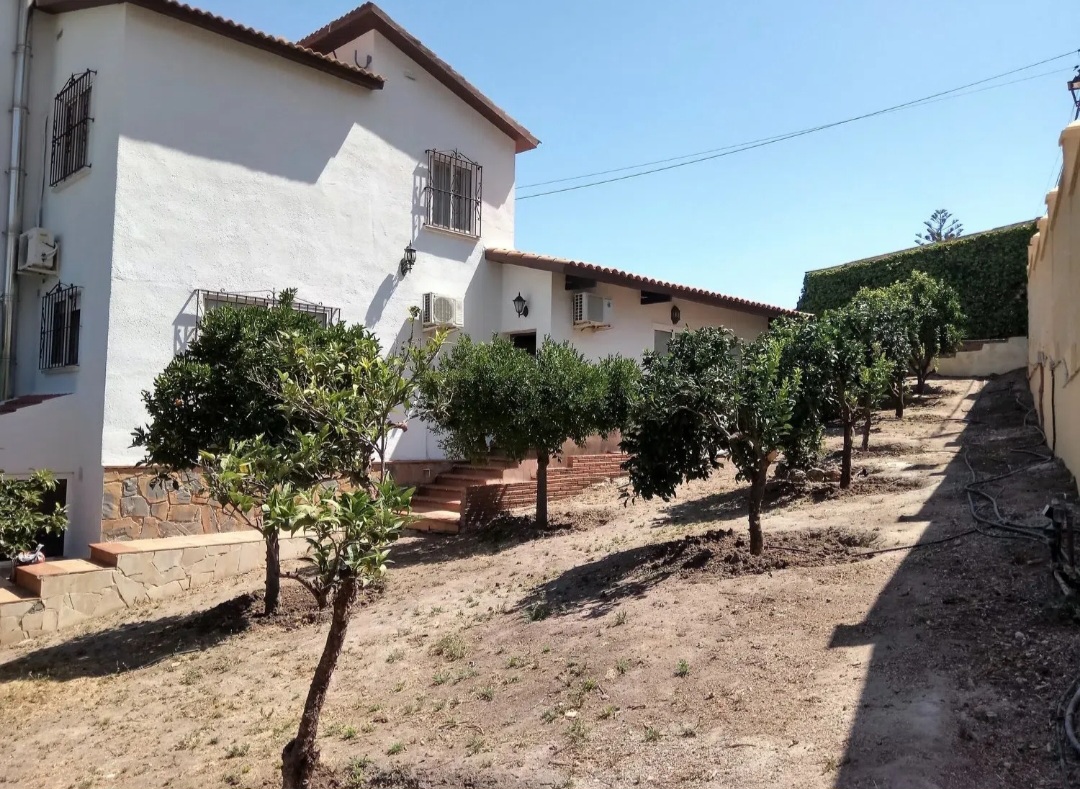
[422,292,464,329]
[572,292,612,329]
[17,228,59,275]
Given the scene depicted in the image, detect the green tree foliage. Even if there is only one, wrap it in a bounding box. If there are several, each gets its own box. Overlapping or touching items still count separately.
[196,315,443,787]
[915,209,963,245]
[849,283,917,421]
[797,221,1033,339]
[904,271,965,394]
[421,337,637,528]
[0,471,67,579]
[132,291,326,469]
[621,327,812,555]
[814,307,894,487]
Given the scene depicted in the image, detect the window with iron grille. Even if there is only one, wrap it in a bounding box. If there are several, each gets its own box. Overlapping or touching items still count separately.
[40,283,82,370]
[195,290,340,335]
[426,150,482,236]
[50,70,95,187]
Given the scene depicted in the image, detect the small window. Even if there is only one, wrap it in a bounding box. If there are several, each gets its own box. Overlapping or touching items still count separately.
[40,283,82,369]
[426,150,481,236]
[50,70,95,186]
[195,290,340,335]
[653,330,673,356]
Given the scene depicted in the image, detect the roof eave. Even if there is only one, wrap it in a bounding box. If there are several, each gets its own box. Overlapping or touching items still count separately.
[36,0,386,91]
[301,3,538,153]
[486,248,799,320]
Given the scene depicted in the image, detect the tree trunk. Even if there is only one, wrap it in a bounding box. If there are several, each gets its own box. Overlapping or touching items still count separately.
[535,450,549,529]
[915,357,930,395]
[840,405,854,489]
[861,409,872,451]
[746,459,769,556]
[894,373,905,418]
[281,576,358,789]
[264,530,281,617]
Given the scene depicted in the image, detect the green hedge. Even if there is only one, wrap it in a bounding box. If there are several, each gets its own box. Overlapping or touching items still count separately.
[797,221,1035,339]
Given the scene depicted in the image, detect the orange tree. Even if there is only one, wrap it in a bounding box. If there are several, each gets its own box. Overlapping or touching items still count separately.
[420,336,638,528]
[621,327,811,555]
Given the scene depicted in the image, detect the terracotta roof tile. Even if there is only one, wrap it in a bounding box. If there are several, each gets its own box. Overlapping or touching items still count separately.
[300,3,538,152]
[37,0,385,90]
[485,248,800,319]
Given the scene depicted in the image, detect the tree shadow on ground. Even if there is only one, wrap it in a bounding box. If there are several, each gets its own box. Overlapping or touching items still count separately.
[0,594,253,681]
[654,480,804,528]
[830,371,1080,788]
[0,582,322,682]
[393,515,586,570]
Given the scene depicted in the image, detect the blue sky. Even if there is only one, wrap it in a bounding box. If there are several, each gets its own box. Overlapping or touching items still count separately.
[202,1,1078,309]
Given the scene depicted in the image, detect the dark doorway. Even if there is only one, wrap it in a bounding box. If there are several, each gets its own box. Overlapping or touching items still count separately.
[511,332,537,355]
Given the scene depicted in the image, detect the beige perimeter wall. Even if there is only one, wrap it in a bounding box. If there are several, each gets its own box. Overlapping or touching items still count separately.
[1028,120,1080,480]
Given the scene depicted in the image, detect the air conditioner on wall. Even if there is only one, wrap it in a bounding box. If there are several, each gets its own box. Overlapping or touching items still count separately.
[422,292,464,328]
[16,228,59,275]
[572,292,612,329]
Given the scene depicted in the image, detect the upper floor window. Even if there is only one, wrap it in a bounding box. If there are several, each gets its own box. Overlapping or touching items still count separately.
[426,150,481,236]
[40,283,82,370]
[50,70,95,186]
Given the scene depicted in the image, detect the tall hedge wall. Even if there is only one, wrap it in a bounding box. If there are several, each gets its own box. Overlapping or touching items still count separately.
[797,221,1036,339]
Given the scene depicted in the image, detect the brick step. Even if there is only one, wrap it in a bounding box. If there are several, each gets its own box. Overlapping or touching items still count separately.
[439,473,504,486]
[14,558,114,598]
[412,495,462,511]
[408,509,460,534]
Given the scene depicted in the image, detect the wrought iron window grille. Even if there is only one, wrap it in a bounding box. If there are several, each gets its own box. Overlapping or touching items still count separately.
[50,69,96,187]
[425,149,482,236]
[194,290,340,337]
[40,282,82,370]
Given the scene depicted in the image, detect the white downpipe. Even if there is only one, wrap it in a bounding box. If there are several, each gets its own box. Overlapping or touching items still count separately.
[1,1,33,401]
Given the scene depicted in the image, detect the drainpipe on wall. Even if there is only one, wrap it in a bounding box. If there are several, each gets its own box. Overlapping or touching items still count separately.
[1,1,34,401]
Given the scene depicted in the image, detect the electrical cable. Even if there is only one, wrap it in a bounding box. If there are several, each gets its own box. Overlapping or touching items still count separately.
[517,50,1079,199]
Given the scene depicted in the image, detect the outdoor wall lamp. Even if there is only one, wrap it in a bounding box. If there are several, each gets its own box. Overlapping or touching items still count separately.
[512,292,529,318]
[399,243,417,277]
[1070,67,1080,120]
[670,305,681,325]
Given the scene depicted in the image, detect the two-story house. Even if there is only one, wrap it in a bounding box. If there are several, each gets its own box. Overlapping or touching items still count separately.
[0,0,797,557]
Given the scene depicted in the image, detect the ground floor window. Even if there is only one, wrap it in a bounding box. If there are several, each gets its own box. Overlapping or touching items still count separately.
[39,283,82,370]
[653,329,672,356]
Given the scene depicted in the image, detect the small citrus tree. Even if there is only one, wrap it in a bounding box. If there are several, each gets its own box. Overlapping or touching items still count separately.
[0,471,66,579]
[622,327,812,555]
[816,307,893,486]
[904,271,965,394]
[133,292,336,614]
[421,337,636,528]
[850,283,917,421]
[269,320,444,788]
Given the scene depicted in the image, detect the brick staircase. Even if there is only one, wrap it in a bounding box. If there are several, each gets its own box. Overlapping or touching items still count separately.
[410,453,629,533]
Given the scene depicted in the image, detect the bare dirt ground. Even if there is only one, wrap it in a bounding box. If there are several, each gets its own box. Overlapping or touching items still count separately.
[2,372,1079,789]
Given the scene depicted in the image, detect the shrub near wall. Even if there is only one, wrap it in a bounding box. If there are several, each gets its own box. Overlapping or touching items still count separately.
[797,221,1036,339]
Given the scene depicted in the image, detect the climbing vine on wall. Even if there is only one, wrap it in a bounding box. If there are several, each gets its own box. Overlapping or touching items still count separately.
[797,221,1035,339]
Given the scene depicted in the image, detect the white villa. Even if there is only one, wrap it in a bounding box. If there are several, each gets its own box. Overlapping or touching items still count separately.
[0,0,797,557]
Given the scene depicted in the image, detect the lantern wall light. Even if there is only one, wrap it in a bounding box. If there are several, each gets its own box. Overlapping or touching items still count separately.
[512,292,529,318]
[399,243,417,277]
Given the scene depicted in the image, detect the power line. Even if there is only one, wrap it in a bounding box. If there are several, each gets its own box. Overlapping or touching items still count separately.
[517,49,1079,200]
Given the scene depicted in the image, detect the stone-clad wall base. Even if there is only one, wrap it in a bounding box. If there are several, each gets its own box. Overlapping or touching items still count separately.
[1,531,310,647]
[100,467,249,542]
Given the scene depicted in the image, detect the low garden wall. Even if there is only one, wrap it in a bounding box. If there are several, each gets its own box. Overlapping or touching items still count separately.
[937,337,1027,378]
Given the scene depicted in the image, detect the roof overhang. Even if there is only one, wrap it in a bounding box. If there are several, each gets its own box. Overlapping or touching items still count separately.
[486,248,801,319]
[36,0,386,91]
[300,3,539,153]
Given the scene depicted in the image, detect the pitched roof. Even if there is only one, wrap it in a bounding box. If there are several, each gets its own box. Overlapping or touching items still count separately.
[300,3,539,153]
[37,0,385,91]
[485,248,801,319]
[806,219,1038,273]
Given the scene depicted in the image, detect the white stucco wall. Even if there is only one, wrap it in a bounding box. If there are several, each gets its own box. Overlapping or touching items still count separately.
[103,7,518,466]
[498,267,770,360]
[936,336,1027,378]
[0,5,125,554]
